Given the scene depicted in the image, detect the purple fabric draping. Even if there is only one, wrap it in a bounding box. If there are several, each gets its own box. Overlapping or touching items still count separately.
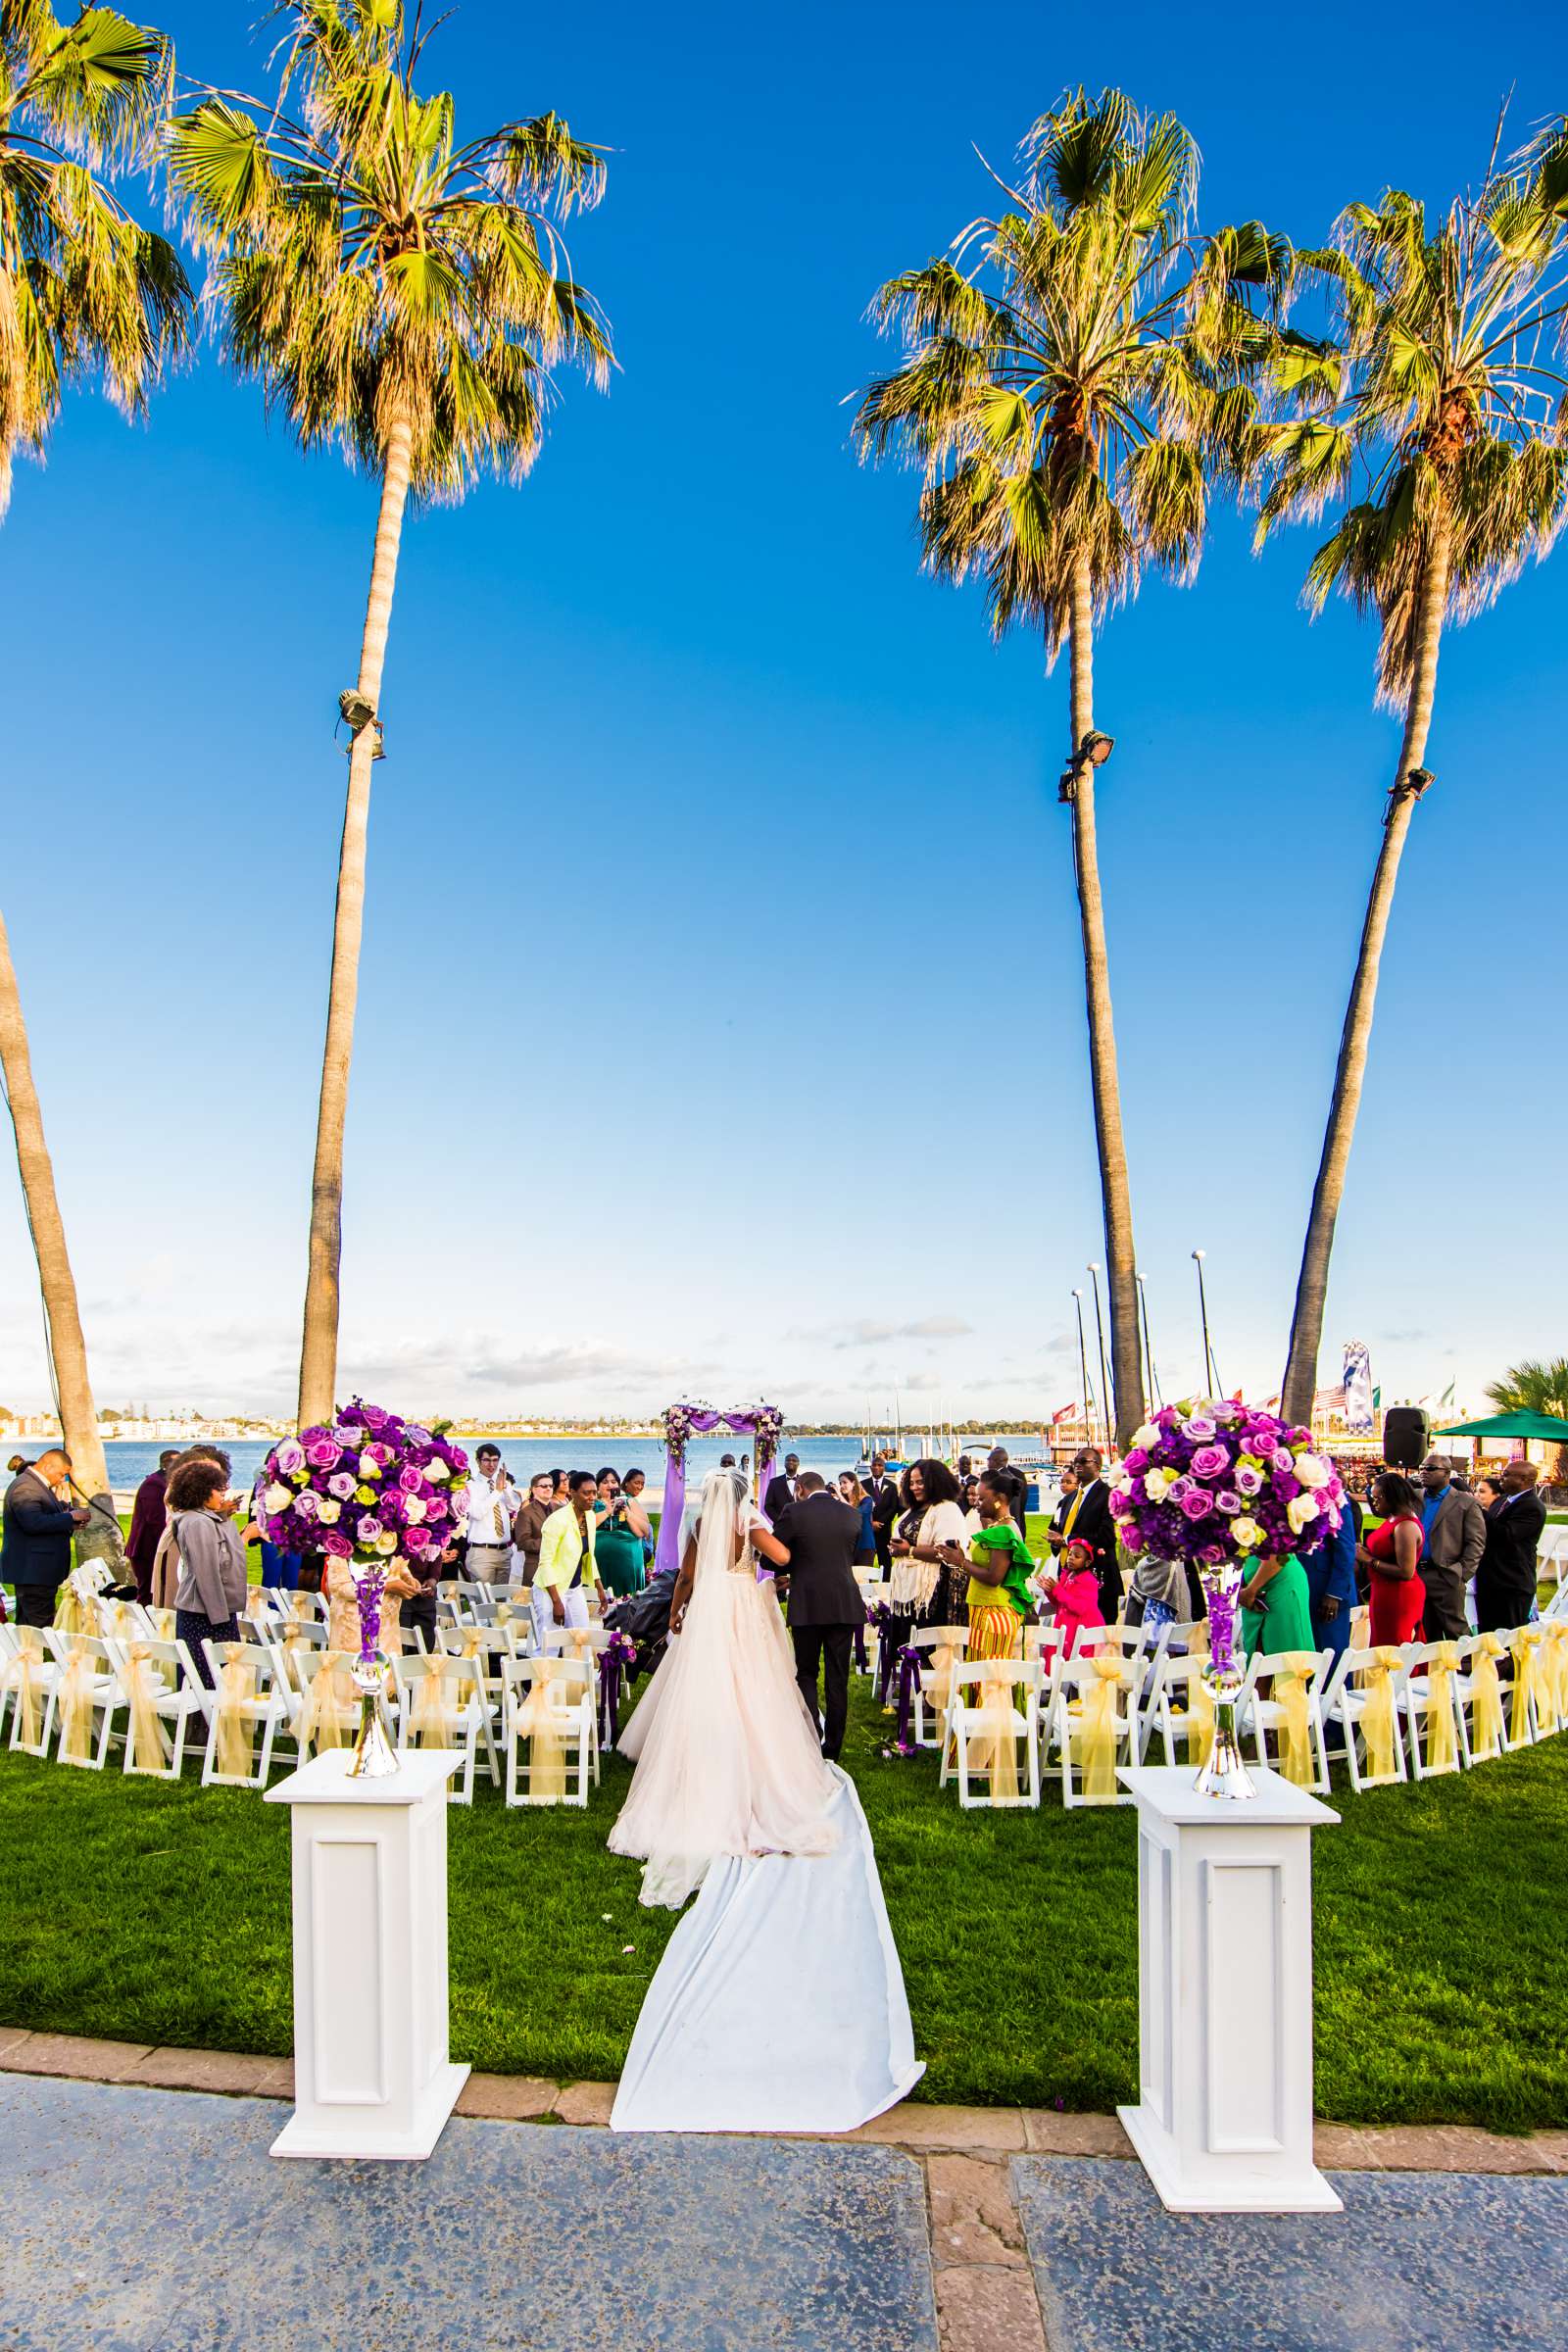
[653,1410,776,1578]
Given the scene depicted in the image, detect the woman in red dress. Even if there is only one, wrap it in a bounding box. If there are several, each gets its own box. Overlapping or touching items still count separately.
[1358,1471,1426,1645]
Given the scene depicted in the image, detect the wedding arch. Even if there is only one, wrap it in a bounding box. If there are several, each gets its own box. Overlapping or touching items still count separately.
[652,1399,783,1576]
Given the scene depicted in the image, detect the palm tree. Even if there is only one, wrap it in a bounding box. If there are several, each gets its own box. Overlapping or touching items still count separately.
[1,3,189,1545]
[1486,1355,1568,1483]
[1261,122,1568,1428]
[169,1,611,1430]
[855,88,1286,1445]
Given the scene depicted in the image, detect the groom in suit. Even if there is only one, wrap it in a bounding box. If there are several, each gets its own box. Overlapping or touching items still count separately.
[773,1473,866,1762]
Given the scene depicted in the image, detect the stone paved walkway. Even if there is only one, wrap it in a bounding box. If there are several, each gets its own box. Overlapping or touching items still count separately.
[5,2068,1567,2352]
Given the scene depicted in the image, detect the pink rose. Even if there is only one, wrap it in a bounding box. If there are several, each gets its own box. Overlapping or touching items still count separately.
[1198,1543,1227,1566]
[306,1438,342,1470]
[322,1530,354,1558]
[398,1465,422,1494]
[423,1493,448,1522]
[1190,1444,1230,1481]
[1123,1447,1149,1473]
[1179,1488,1214,1522]
[1109,1489,1133,1516]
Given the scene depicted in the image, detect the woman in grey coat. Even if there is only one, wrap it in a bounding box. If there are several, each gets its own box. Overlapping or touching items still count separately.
[167,1456,249,1686]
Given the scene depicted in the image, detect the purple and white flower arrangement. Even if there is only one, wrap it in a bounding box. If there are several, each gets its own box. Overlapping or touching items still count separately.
[257,1399,470,1592]
[1108,1398,1345,1570]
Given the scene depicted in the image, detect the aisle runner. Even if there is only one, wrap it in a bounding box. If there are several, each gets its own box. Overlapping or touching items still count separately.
[612,1769,924,2133]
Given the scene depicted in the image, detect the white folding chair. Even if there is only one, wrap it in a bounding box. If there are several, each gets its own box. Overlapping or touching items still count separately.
[43,1631,123,1769]
[1051,1651,1136,1807]
[1507,1623,1558,1744]
[1451,1632,1509,1765]
[502,1656,595,1807]
[291,1648,366,1758]
[2,1625,60,1755]
[1397,1642,1467,1781]
[1322,1646,1410,1791]
[1143,1650,1213,1771]
[1239,1647,1332,1793]
[906,1625,968,1750]
[393,1652,490,1802]
[941,1659,1043,1808]
[535,1625,609,1780]
[107,1634,210,1779]
[201,1640,298,1787]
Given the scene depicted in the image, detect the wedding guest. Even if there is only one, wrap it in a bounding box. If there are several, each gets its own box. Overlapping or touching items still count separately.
[534,1470,605,1639]
[1239,1549,1316,1662]
[400,1546,440,1651]
[125,1449,178,1604]
[865,1453,901,1574]
[1358,1473,1427,1647]
[464,1444,515,1585]
[1124,1550,1192,1634]
[985,1446,1028,1534]
[1302,1509,1358,1669]
[622,1467,657,1566]
[167,1456,249,1686]
[1,1449,87,1628]
[941,1476,1033,1658]
[890,1458,970,1624]
[1052,1448,1119,1621]
[1475,1459,1546,1635]
[151,1446,231,1609]
[837,1471,877,1567]
[959,1474,984,1530]
[1474,1474,1502,1514]
[1036,1537,1104,1660]
[773,1473,865,1762]
[512,1470,556,1585]
[763,1452,801,1520]
[1417,1452,1487,1640]
[551,1468,569,1505]
[596,1470,648,1598]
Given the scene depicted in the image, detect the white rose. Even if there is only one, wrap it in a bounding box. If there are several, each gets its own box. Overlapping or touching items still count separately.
[425,1458,450,1483]
[403,1495,426,1523]
[1142,1467,1172,1502]
[359,1451,382,1481]
[1293,1452,1330,1490]
[1231,1516,1264,1550]
[318,1498,341,1524]
[1132,1423,1160,1451]
[264,1482,292,1514]
[1287,1493,1321,1534]
[375,1531,398,1554]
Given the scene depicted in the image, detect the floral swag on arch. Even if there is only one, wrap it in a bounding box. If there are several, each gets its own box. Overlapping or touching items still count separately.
[653,1399,784,1577]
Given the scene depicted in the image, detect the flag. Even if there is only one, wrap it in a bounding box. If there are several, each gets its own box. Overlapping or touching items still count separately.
[1344,1342,1374,1435]
[1052,1402,1078,1425]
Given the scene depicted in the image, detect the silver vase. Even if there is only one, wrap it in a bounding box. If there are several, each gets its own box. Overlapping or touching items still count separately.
[1195,1565,1256,1801]
[347,1650,399,1779]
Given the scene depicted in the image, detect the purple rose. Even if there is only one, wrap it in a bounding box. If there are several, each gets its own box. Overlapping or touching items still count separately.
[358,1518,384,1546]
[328,1471,357,1500]
[322,1529,354,1558]
[299,1425,332,1446]
[405,1425,432,1447]
[1235,1464,1263,1495]
[1190,1444,1230,1480]
[1109,1489,1134,1516]
[1186,1416,1218,1442]
[1123,1447,1149,1473]
[1270,1446,1295,1471]
[293,1489,320,1519]
[306,1437,342,1471]
[1215,1490,1242,1516]
[1179,1488,1213,1522]
[1166,1477,1192,1503]
[273,1438,306,1477]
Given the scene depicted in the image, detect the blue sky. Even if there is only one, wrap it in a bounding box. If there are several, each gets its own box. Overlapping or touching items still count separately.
[2,0,1564,1427]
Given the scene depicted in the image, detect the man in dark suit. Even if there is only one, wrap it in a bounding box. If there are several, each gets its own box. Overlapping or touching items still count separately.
[1417,1452,1489,1641]
[762,1452,800,1522]
[1475,1459,1548,1634]
[864,1452,901,1573]
[773,1472,865,1761]
[1053,1446,1119,1622]
[2,1449,87,1628]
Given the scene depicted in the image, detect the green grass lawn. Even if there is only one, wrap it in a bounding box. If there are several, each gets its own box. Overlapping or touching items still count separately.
[2,1678,1566,2130]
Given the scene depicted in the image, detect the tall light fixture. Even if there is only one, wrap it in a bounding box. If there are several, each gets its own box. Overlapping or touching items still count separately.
[1072,1289,1094,1451]
[1192,1249,1216,1398]
[1087,1262,1113,1449]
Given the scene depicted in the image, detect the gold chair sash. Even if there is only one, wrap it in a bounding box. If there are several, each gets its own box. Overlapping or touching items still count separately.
[2,1631,46,1748]
[54,1583,87,1638]
[123,1643,172,1773]
[1424,1642,1460,1775]
[298,1651,357,1752]
[57,1643,98,1764]
[923,1636,963,1714]
[1511,1626,1550,1744]
[515,1666,568,1800]
[214,1654,258,1780]
[1268,1652,1317,1788]
[147,1606,177,1642]
[411,1666,466,1749]
[967,1661,1022,1801]
[1357,1647,1401,1784]
[1543,1621,1568,1731]
[1077,1654,1127,1802]
[1469,1633,1507,1758]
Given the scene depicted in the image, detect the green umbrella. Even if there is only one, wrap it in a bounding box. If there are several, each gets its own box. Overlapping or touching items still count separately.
[1433,1411,1568,1443]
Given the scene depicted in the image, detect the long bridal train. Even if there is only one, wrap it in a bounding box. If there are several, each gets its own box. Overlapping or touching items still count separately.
[607,1466,922,2133]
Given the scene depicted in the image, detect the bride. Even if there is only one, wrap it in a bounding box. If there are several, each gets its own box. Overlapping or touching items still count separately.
[610,1465,837,1909]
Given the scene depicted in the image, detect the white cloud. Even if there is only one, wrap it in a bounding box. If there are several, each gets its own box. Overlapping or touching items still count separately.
[785,1315,974,1349]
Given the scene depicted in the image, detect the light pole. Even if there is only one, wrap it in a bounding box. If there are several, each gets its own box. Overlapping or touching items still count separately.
[1137,1274,1161,1410]
[1192,1250,1216,1398]
[1072,1289,1095,1452]
[1087,1262,1113,1448]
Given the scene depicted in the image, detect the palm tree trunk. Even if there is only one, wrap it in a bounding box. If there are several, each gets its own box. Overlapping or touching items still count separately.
[0,911,121,1563]
[1280,524,1451,1429]
[1066,558,1144,1449]
[296,413,416,1431]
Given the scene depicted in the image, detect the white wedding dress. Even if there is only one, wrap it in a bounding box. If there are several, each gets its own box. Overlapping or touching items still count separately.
[609,1467,923,2132]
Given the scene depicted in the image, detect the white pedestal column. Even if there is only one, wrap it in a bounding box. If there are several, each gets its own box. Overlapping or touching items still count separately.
[265,1748,469,2160]
[1115,1763,1341,2214]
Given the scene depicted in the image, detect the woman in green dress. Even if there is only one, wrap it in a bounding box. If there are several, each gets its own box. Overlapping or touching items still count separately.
[1240,1550,1316,1661]
[594,1467,648,1599]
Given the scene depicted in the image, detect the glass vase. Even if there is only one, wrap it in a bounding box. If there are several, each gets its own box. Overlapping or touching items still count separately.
[347,1649,399,1778]
[1194,1563,1256,1800]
